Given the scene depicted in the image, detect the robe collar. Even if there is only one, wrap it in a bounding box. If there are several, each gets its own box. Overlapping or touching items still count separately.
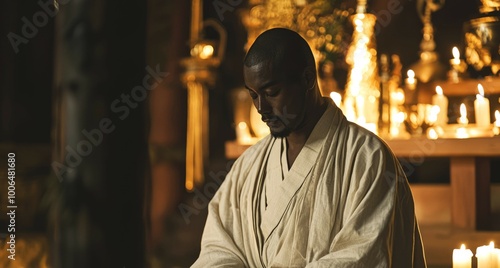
[255,101,337,242]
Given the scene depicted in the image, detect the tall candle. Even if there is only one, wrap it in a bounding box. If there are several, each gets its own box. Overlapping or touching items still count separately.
[476,242,498,268]
[453,244,473,268]
[405,69,417,105]
[432,86,448,126]
[474,84,491,128]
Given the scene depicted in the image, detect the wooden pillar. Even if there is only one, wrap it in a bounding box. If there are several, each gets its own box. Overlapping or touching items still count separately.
[51,0,148,267]
[450,157,491,230]
[146,0,190,248]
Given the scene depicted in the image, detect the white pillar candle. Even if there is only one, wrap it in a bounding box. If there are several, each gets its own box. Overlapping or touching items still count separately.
[474,84,491,128]
[494,248,500,268]
[453,244,473,268]
[432,86,448,126]
[476,241,498,268]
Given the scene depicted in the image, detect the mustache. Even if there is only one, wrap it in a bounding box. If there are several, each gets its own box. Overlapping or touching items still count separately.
[261,114,280,122]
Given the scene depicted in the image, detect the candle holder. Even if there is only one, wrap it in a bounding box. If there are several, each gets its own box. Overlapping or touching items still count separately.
[403,104,436,136]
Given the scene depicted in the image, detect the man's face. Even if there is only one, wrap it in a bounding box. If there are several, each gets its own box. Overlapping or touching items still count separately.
[243,61,307,137]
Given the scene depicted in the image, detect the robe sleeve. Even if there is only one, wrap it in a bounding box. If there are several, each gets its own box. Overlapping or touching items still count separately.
[305,142,426,268]
[191,159,248,268]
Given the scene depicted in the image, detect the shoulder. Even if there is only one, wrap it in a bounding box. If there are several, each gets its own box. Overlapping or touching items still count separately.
[343,121,393,158]
[222,135,272,185]
[234,135,272,165]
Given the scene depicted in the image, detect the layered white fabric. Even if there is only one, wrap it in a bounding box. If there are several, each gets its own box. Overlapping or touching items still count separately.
[192,100,427,268]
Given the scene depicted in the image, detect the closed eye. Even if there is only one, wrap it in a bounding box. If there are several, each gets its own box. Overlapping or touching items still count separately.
[265,87,280,97]
[248,90,258,99]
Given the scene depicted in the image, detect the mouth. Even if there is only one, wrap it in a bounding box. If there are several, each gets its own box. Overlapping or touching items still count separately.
[262,116,281,128]
[262,117,276,123]
[262,115,277,122]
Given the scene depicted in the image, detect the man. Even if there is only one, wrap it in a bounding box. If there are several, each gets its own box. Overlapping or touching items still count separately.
[192,28,426,267]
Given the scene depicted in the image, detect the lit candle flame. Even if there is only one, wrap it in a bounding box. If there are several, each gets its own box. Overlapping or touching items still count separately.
[460,244,466,250]
[489,241,495,248]
[407,69,415,79]
[495,110,500,127]
[428,128,438,139]
[458,103,468,125]
[436,85,443,95]
[406,69,416,87]
[477,84,485,99]
[452,47,460,60]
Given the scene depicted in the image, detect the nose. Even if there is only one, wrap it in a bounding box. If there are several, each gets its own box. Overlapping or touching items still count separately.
[256,95,271,114]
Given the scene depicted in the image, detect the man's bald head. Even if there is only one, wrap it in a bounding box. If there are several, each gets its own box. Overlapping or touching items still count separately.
[244,28,316,80]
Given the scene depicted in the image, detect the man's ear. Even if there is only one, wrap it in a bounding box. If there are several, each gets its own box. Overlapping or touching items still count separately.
[302,67,316,91]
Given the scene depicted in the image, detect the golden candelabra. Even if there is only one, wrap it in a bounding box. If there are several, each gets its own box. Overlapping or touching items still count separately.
[409,0,446,83]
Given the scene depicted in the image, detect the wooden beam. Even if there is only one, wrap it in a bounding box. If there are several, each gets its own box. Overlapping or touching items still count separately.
[450,157,491,229]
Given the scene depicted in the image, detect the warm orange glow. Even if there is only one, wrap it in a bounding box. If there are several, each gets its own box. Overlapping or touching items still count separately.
[436,86,443,95]
[452,47,460,60]
[407,69,415,79]
[329,92,342,107]
[458,103,468,125]
[460,103,467,118]
[477,84,485,98]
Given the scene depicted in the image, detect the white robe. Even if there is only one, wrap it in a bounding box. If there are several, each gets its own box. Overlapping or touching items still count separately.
[192,100,427,268]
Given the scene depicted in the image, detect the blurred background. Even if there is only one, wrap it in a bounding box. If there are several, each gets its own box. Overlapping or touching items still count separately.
[1,0,499,267]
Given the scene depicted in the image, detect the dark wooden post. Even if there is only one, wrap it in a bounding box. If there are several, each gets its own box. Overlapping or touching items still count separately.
[51,0,148,267]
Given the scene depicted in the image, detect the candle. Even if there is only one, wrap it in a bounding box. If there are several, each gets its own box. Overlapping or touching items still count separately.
[451,47,461,65]
[432,86,448,126]
[474,84,491,128]
[453,244,473,268]
[458,103,469,125]
[405,69,418,105]
[406,69,416,90]
[476,241,499,268]
[428,127,438,139]
[427,105,440,125]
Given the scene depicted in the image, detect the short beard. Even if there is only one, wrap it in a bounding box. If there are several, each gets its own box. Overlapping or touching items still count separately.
[270,126,292,138]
